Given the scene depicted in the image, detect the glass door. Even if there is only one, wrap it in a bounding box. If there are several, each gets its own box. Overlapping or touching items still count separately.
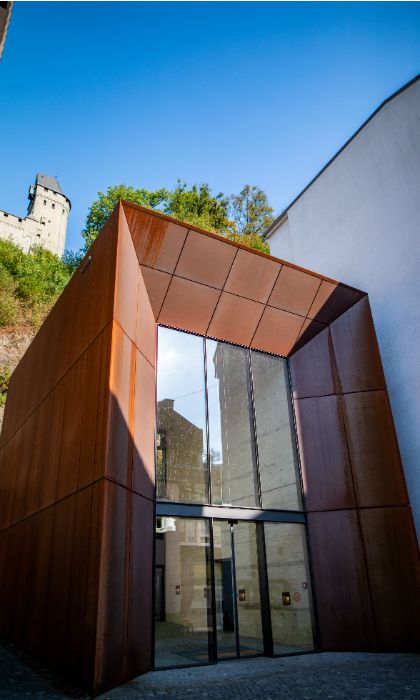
[213,520,264,660]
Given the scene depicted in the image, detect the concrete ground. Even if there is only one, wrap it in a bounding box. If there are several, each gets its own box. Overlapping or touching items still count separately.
[0,640,419,699]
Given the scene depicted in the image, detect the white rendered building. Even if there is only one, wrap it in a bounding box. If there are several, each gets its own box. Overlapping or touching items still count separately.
[265,75,420,540]
[0,173,70,257]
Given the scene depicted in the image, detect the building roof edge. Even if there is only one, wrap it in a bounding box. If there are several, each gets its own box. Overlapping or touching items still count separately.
[264,73,420,239]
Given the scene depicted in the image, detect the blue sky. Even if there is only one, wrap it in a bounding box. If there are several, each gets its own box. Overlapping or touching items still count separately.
[1,2,419,252]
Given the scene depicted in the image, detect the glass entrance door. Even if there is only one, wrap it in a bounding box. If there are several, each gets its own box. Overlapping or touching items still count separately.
[213,520,264,660]
[154,514,315,669]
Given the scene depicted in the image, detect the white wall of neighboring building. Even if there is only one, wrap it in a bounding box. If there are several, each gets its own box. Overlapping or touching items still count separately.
[268,77,420,540]
[0,176,70,257]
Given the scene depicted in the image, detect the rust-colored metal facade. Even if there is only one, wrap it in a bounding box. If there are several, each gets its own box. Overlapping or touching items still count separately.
[0,202,418,694]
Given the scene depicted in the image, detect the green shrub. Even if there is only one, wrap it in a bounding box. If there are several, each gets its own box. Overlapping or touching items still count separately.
[0,263,20,325]
[0,262,16,293]
[0,291,20,326]
[0,366,11,406]
[0,240,73,326]
[13,246,71,304]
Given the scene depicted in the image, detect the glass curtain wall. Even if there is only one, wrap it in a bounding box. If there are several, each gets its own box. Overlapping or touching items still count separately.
[155,517,315,667]
[156,327,209,503]
[156,327,302,510]
[155,326,315,669]
[264,523,315,654]
[251,351,302,510]
[155,517,213,667]
[213,520,264,659]
[207,340,258,507]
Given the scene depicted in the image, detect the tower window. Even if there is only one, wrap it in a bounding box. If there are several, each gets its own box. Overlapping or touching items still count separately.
[52,203,55,209]
[43,200,46,205]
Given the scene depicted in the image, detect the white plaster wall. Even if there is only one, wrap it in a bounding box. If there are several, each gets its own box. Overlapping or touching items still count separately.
[269,79,420,541]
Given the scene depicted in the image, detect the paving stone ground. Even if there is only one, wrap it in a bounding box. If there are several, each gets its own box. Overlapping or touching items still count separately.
[1,640,419,700]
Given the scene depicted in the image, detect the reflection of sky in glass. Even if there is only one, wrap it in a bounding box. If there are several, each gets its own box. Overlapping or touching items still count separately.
[157,326,206,429]
[206,339,223,465]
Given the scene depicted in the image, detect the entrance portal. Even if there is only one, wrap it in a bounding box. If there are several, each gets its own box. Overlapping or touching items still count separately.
[214,520,263,659]
[154,515,315,669]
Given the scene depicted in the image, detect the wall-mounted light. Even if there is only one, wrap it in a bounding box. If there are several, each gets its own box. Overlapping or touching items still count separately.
[156,517,177,534]
[175,585,181,595]
[239,589,246,602]
[282,592,291,606]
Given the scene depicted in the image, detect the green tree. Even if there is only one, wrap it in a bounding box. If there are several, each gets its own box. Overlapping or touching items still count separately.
[229,185,274,237]
[165,180,233,234]
[226,229,270,255]
[82,184,169,249]
[82,181,273,254]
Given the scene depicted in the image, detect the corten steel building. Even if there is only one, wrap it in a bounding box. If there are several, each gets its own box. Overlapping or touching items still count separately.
[0,202,419,695]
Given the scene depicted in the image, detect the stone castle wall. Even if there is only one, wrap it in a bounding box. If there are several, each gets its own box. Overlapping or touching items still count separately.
[0,180,69,257]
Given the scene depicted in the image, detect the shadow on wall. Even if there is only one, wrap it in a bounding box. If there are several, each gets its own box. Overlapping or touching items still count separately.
[288,289,420,653]
[0,376,155,695]
[290,283,366,355]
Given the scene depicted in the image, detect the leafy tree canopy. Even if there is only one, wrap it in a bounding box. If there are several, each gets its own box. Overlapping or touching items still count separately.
[82,181,274,254]
[166,181,233,235]
[83,184,169,249]
[230,185,274,237]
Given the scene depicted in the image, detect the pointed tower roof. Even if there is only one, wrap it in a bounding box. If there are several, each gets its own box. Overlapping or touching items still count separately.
[35,173,71,208]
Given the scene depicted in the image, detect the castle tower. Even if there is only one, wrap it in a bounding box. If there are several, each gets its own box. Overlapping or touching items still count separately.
[0,173,71,257]
[26,174,71,257]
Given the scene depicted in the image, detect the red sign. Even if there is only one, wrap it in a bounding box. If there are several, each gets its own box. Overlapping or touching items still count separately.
[293,591,301,602]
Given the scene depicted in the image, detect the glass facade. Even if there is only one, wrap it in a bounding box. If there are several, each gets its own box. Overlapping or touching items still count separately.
[207,340,258,507]
[264,523,315,654]
[157,327,302,510]
[156,327,209,503]
[251,351,302,510]
[155,326,315,669]
[155,517,213,667]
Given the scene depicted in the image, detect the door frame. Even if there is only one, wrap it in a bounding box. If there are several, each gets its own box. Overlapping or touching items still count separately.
[153,506,312,669]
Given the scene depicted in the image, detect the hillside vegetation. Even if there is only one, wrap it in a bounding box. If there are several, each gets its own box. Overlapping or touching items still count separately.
[0,240,75,409]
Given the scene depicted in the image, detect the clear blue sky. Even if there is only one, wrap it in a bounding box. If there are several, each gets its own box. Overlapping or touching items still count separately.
[1,2,419,252]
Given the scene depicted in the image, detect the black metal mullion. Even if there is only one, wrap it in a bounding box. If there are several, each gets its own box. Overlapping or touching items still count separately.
[229,522,241,658]
[156,502,306,523]
[203,337,212,506]
[302,521,321,651]
[256,521,274,656]
[246,349,262,508]
[208,518,218,663]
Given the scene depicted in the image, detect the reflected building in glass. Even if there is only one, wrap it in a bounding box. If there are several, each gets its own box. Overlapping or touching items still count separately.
[154,326,315,668]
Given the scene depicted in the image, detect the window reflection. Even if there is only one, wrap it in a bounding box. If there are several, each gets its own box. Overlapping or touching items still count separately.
[251,352,302,510]
[155,517,213,668]
[157,327,208,503]
[156,327,303,512]
[206,340,258,507]
[264,523,315,652]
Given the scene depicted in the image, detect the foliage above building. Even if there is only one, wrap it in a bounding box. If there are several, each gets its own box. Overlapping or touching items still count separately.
[83,180,274,254]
